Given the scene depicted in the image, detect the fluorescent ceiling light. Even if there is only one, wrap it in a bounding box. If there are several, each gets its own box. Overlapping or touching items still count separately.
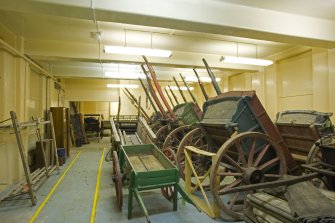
[105,72,145,79]
[166,86,194,91]
[104,46,172,58]
[220,56,273,66]
[107,84,139,89]
[185,76,221,83]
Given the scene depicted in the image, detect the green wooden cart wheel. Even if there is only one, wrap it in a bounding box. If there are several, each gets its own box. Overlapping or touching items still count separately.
[113,151,123,210]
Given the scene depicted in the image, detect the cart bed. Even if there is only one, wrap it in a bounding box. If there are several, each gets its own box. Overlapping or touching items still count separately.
[200,90,299,174]
[128,153,165,172]
[275,110,334,163]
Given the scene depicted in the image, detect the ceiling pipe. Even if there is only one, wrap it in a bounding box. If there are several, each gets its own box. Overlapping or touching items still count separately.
[0,38,57,81]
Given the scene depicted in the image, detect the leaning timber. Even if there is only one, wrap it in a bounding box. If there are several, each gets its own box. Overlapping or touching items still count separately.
[179,73,199,108]
[173,76,187,103]
[193,68,209,101]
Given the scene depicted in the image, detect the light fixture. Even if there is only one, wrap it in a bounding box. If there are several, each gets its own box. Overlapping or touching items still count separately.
[104,46,172,58]
[220,56,273,66]
[105,72,145,79]
[107,84,139,89]
[166,86,194,91]
[184,76,221,83]
[104,30,172,58]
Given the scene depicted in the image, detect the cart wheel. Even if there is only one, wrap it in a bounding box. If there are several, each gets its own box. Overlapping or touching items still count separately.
[163,125,192,153]
[113,151,123,210]
[176,128,208,182]
[210,132,287,221]
[151,122,163,133]
[163,147,177,164]
[155,125,169,149]
[161,147,177,200]
[306,136,333,189]
[306,136,333,164]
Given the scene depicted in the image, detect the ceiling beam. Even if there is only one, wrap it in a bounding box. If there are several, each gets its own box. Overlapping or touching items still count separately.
[1,0,335,48]
[25,38,260,71]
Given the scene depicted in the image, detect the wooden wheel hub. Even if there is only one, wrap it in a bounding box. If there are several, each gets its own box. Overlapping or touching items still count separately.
[243,167,263,184]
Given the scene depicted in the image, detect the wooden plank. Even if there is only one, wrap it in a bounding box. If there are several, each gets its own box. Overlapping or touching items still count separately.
[247,193,294,222]
[185,146,216,157]
[137,175,176,187]
[128,156,147,172]
[253,207,289,223]
[139,154,165,171]
[285,180,335,220]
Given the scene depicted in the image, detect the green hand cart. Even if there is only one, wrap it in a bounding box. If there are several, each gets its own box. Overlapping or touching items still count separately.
[112,143,194,223]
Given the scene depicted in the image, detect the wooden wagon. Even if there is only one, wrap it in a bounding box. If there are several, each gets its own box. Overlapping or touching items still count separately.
[173,59,333,221]
[274,110,334,164]
[112,144,194,222]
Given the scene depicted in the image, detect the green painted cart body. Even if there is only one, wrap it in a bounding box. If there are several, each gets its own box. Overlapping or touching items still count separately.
[119,143,192,221]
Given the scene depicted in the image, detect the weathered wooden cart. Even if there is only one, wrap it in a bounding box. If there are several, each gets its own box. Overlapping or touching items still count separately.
[302,142,335,190]
[274,110,334,164]
[175,59,315,221]
[112,143,194,222]
[245,139,335,223]
[161,72,205,154]
[110,116,157,154]
[109,95,196,222]
[141,56,202,151]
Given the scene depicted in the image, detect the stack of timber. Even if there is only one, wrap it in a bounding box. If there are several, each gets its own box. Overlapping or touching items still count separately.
[246,183,335,223]
[70,113,89,146]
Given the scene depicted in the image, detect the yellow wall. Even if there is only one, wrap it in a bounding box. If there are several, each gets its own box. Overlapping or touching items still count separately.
[278,51,313,111]
[64,78,195,118]
[79,101,110,119]
[0,26,61,191]
[329,49,335,120]
[223,49,335,121]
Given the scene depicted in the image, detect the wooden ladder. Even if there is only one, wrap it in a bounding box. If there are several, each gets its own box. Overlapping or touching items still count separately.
[0,111,60,205]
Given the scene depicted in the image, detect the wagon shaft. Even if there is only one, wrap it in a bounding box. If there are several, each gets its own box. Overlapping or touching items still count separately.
[143,56,177,120]
[193,68,209,101]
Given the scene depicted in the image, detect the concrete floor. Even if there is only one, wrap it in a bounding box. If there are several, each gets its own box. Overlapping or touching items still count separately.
[0,138,243,223]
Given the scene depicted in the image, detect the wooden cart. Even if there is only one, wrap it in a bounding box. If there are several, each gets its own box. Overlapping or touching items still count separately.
[174,59,324,221]
[274,110,334,164]
[112,144,194,222]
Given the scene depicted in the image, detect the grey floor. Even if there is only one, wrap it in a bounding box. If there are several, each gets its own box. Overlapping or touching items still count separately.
[0,137,242,223]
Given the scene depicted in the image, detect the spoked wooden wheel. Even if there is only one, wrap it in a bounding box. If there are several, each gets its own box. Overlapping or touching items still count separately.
[151,122,163,134]
[155,125,169,149]
[210,132,287,221]
[163,125,192,153]
[163,147,177,164]
[306,136,333,189]
[306,136,333,164]
[176,128,208,182]
[112,151,123,210]
[161,147,177,200]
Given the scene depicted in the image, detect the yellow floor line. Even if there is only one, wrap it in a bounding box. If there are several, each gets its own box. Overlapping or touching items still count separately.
[29,151,82,223]
[90,147,106,223]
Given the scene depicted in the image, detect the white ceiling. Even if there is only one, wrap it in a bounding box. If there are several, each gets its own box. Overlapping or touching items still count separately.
[0,0,334,81]
[217,0,335,20]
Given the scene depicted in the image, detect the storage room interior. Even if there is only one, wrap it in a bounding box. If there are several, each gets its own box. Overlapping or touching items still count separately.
[1,1,335,223]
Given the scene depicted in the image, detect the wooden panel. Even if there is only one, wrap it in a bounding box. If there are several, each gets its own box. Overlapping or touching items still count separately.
[312,49,329,112]
[50,107,70,157]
